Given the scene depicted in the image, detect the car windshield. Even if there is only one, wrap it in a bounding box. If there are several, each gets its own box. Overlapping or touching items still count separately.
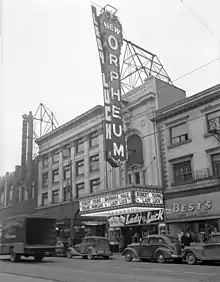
[167,236,180,243]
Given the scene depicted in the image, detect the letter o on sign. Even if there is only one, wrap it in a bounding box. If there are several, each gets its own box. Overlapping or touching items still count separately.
[108,35,118,51]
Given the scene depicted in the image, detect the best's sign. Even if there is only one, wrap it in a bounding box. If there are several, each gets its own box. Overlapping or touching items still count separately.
[91,5,126,167]
[165,192,220,222]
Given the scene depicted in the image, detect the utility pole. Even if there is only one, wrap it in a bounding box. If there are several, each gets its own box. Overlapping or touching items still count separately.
[68,159,74,247]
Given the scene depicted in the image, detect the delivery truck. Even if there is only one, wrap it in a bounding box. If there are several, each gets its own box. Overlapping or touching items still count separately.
[0,214,57,262]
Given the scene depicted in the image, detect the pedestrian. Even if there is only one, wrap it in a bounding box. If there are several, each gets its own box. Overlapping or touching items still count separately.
[119,233,124,253]
[181,231,191,247]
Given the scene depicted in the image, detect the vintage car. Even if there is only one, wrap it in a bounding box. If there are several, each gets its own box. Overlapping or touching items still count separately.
[182,232,220,265]
[124,235,183,263]
[67,236,112,260]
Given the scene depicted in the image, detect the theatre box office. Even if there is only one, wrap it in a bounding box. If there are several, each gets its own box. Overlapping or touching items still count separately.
[79,187,164,248]
[165,191,220,237]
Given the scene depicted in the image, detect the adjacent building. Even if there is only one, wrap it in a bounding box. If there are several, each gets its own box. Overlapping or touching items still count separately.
[152,84,220,238]
[35,75,186,246]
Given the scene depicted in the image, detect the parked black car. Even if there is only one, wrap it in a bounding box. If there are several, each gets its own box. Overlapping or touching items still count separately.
[124,235,183,263]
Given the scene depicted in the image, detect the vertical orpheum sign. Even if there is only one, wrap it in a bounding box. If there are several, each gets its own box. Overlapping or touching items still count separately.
[91,5,126,168]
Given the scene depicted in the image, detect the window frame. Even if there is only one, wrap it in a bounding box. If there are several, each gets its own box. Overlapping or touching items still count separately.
[52,169,59,184]
[211,152,220,177]
[75,138,84,154]
[76,182,85,198]
[170,122,189,145]
[63,165,71,180]
[42,192,48,206]
[52,150,59,163]
[62,145,71,159]
[42,172,49,188]
[90,154,99,173]
[76,159,85,177]
[42,154,49,167]
[206,110,220,133]
[172,159,193,184]
[90,178,100,193]
[52,189,59,204]
[63,187,72,202]
[89,132,99,148]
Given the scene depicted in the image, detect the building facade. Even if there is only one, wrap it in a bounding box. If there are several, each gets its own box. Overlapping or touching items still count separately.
[35,75,186,245]
[152,84,220,239]
[0,159,39,220]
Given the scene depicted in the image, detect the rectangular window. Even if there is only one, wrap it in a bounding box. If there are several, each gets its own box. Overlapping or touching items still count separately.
[134,172,140,185]
[52,189,59,204]
[42,173,48,188]
[62,146,71,159]
[63,165,71,180]
[42,192,48,206]
[75,138,84,154]
[52,150,59,163]
[76,160,84,176]
[63,187,72,202]
[170,123,189,145]
[173,160,193,184]
[90,154,99,172]
[211,153,220,177]
[42,154,49,167]
[207,110,220,132]
[89,132,99,148]
[52,169,59,183]
[90,178,100,193]
[128,173,132,185]
[76,182,85,197]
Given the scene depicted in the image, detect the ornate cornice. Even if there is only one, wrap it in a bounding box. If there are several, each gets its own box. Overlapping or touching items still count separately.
[152,85,220,123]
[36,105,104,145]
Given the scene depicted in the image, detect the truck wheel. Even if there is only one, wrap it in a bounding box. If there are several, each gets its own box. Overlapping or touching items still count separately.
[87,250,94,260]
[10,250,20,263]
[186,252,197,265]
[35,255,43,262]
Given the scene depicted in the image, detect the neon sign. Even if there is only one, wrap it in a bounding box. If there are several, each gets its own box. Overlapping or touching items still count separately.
[91,5,126,167]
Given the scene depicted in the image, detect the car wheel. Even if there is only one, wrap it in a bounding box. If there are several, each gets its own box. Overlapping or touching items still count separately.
[103,255,109,260]
[87,250,94,260]
[156,251,166,263]
[186,252,197,265]
[67,250,73,259]
[125,251,133,262]
[82,255,87,259]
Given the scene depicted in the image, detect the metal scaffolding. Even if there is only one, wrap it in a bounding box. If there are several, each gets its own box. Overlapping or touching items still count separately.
[33,103,59,157]
[120,39,173,94]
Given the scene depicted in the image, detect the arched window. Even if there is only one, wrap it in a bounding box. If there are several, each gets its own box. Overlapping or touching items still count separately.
[127,134,144,167]
[127,134,145,185]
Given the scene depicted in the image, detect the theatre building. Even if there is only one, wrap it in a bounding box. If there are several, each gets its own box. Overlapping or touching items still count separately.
[35,76,185,245]
[152,84,220,238]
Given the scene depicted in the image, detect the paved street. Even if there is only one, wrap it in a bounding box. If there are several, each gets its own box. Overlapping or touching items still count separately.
[0,255,220,282]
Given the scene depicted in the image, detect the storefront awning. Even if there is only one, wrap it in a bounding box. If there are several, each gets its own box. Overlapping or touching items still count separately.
[80,206,163,217]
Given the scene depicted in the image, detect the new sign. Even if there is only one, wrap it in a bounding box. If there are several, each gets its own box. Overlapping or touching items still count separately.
[91,5,126,167]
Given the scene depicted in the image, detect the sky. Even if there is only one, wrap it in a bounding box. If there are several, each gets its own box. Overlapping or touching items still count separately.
[0,0,220,175]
